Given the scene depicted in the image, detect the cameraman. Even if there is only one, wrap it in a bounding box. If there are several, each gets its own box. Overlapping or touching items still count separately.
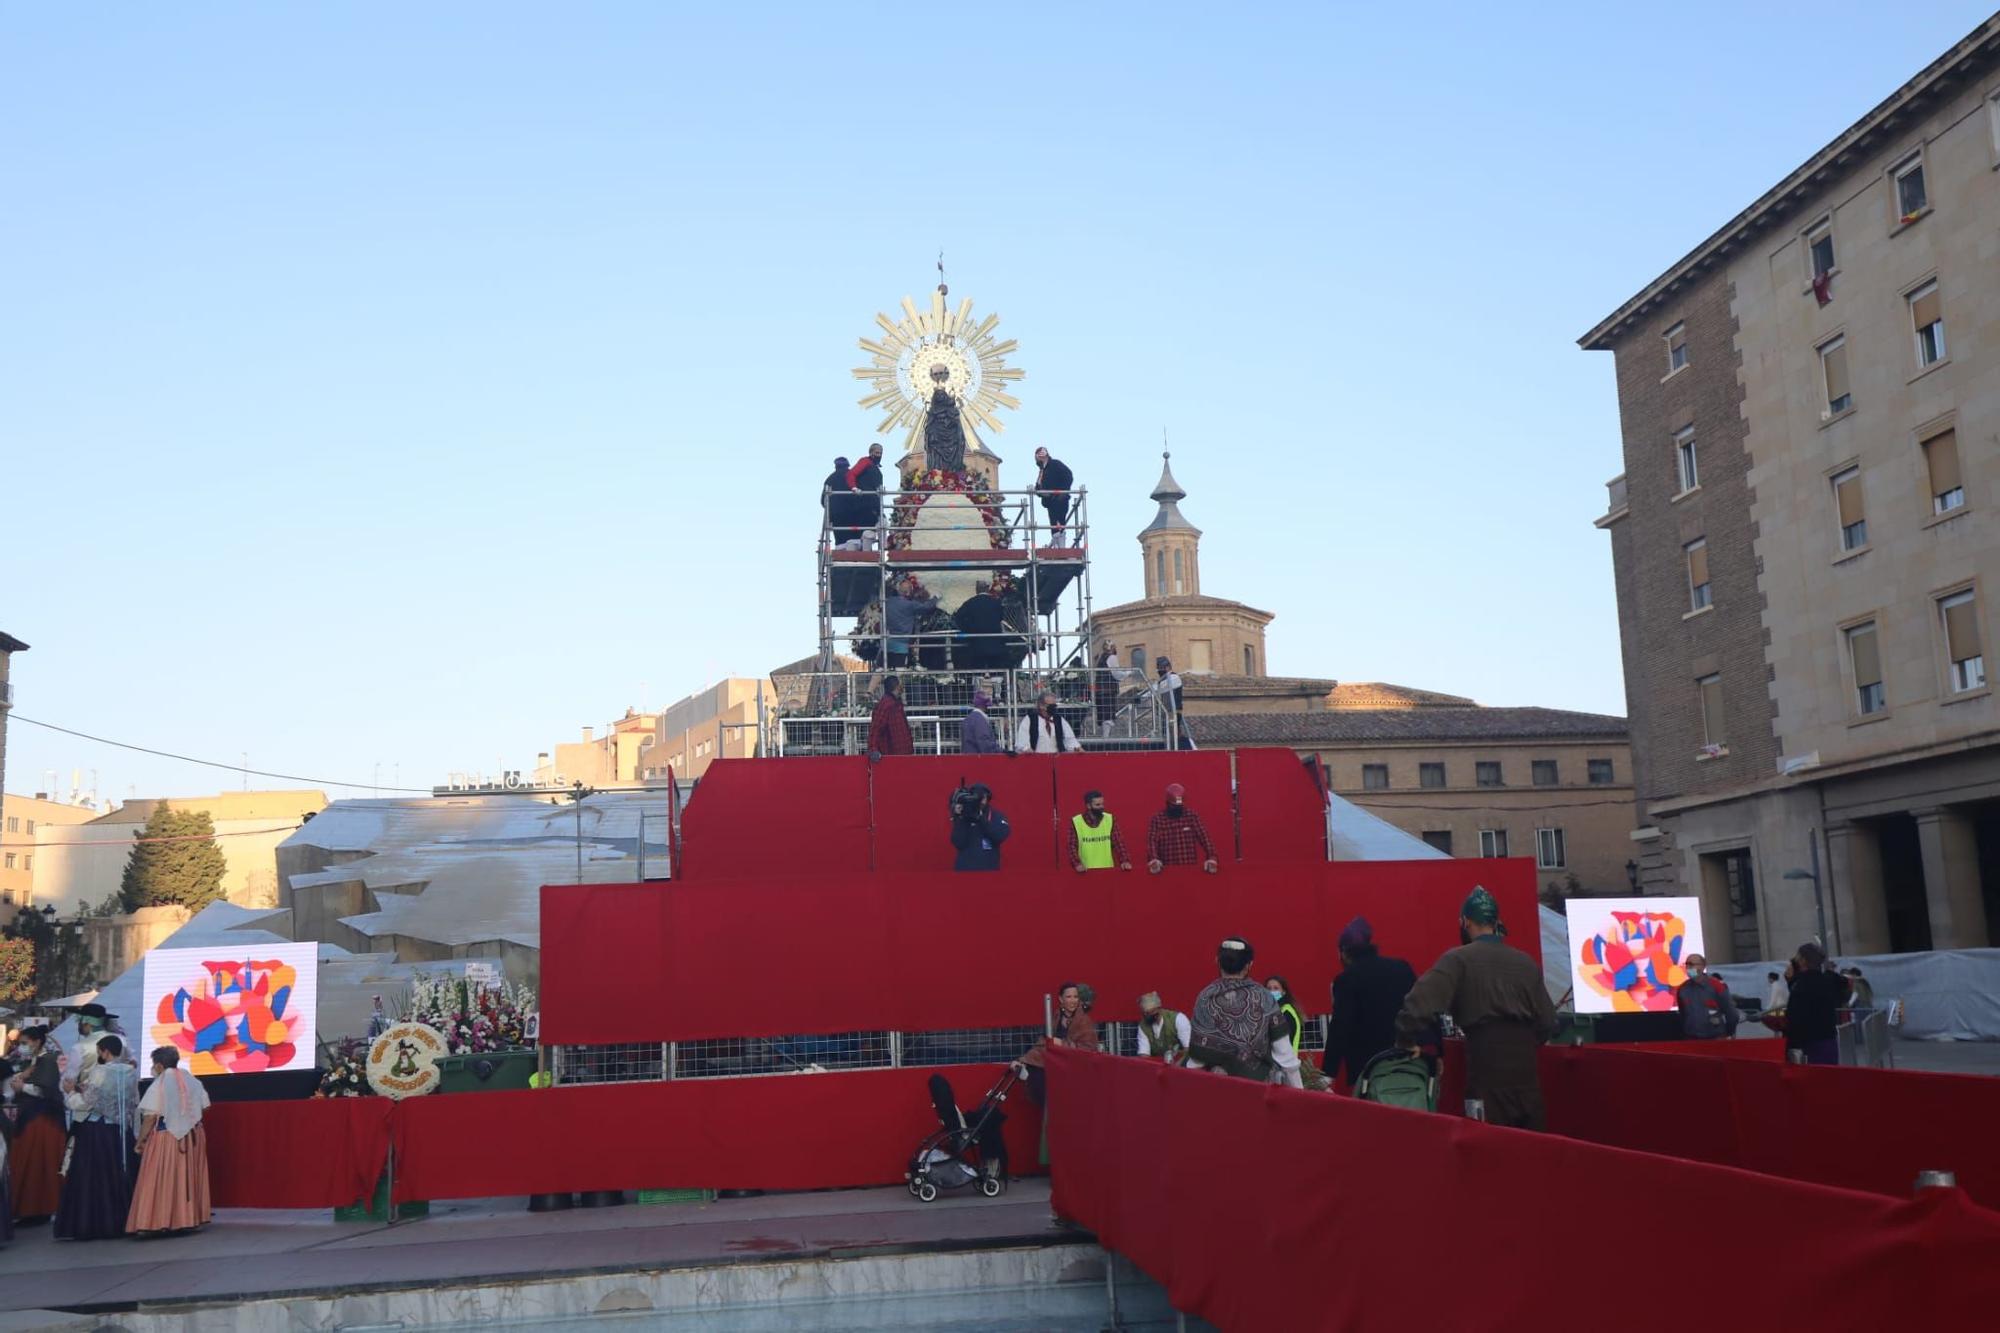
[949,782,1011,872]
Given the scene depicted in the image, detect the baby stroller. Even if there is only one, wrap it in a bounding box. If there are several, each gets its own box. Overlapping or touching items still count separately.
[906,1069,1016,1203]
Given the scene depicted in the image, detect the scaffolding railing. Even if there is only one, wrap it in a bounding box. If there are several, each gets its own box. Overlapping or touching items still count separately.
[770,666,1183,756]
[815,484,1094,678]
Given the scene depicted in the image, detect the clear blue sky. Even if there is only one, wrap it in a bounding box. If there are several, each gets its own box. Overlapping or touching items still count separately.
[2,3,1989,802]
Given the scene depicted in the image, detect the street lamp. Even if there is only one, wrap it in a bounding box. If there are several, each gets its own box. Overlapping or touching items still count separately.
[1782,839,1829,950]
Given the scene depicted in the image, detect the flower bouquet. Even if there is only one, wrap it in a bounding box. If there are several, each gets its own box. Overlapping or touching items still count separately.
[406,974,536,1055]
[314,1037,374,1098]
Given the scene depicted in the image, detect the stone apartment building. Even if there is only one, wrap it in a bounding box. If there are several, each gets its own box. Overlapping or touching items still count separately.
[1585,17,2000,961]
[0,791,100,911]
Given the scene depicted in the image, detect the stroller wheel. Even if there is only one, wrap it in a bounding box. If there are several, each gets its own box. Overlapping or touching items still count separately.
[979,1175,1003,1198]
[907,1177,922,1196]
[917,1181,939,1203]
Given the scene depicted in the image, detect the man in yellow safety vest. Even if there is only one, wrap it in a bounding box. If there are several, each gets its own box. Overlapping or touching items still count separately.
[1067,790,1133,872]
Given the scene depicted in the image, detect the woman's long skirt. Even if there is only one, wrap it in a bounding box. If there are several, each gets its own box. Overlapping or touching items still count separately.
[8,1115,65,1221]
[126,1124,211,1234]
[53,1121,135,1241]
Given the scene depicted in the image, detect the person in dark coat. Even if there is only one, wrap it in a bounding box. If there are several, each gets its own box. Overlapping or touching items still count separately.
[952,582,1008,668]
[867,675,913,759]
[824,457,857,545]
[1325,917,1418,1089]
[1780,942,1850,1065]
[1033,447,1074,543]
[847,443,885,546]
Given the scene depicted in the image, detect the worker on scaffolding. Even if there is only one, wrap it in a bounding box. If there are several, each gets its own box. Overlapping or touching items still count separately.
[883,575,937,669]
[1033,447,1074,545]
[848,443,886,548]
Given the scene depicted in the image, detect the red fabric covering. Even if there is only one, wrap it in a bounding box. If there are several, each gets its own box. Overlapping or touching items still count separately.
[1537,1043,2000,1210]
[678,757,872,879]
[1045,1048,2000,1330]
[1233,746,1326,863]
[871,754,1061,871]
[1052,751,1234,863]
[390,1065,1038,1203]
[205,1098,391,1209]
[540,858,1535,1042]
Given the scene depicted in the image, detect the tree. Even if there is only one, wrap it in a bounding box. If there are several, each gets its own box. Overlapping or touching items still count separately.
[0,936,34,1006]
[120,805,228,913]
[1,906,94,1002]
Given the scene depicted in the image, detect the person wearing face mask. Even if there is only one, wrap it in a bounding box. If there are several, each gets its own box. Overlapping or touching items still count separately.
[1675,953,1739,1040]
[1394,887,1557,1129]
[6,1026,65,1225]
[1264,975,1315,1089]
[1146,783,1219,873]
[1134,991,1191,1064]
[1014,691,1080,754]
[1067,790,1131,872]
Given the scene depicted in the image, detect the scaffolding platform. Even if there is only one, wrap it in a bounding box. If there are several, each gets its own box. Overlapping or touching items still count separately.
[827,547,1086,616]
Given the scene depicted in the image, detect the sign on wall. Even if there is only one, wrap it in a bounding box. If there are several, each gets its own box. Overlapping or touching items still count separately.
[142,941,318,1075]
[1566,897,1706,1014]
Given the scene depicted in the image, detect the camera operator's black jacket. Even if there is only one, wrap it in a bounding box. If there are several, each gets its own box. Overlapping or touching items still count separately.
[951,809,1011,871]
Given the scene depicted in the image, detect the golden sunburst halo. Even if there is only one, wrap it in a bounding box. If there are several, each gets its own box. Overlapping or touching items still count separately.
[851,287,1024,452]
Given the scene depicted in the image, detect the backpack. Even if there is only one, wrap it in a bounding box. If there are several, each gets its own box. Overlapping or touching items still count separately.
[1355,1049,1438,1113]
[1188,975,1275,1080]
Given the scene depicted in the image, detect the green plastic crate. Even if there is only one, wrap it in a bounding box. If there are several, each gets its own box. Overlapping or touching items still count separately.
[435,1049,539,1095]
[333,1170,429,1223]
[637,1188,712,1206]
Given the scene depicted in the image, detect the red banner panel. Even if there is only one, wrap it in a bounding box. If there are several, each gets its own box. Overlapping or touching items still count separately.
[390,1065,1036,1203]
[1045,1048,2000,1331]
[679,756,873,878]
[869,753,1061,872]
[540,858,1537,1043]
[1233,746,1327,863]
[205,1098,392,1209]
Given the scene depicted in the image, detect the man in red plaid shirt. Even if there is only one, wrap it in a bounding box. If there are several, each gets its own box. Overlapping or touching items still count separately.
[1146,783,1220,874]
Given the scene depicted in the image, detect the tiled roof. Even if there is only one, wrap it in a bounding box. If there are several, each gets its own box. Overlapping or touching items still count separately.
[1326,682,1476,709]
[1190,707,1629,745]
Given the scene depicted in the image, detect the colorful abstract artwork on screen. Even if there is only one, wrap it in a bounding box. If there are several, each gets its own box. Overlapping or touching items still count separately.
[141,942,318,1075]
[1564,897,1706,1015]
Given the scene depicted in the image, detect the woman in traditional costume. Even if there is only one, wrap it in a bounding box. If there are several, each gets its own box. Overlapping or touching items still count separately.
[54,1033,138,1240]
[6,1026,65,1224]
[127,1046,211,1235]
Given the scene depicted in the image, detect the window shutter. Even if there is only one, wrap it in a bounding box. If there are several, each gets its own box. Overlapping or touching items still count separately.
[1836,472,1864,525]
[1687,543,1709,588]
[1700,677,1725,745]
[1945,597,1982,659]
[1925,431,1961,495]
[1912,286,1942,330]
[1849,626,1882,689]
[1822,341,1849,403]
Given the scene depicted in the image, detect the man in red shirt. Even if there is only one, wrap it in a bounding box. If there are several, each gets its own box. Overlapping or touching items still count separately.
[867,675,913,760]
[1146,782,1219,874]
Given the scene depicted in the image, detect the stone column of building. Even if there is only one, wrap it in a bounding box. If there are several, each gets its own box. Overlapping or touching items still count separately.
[0,633,25,841]
[1913,807,1988,950]
[1823,821,1889,957]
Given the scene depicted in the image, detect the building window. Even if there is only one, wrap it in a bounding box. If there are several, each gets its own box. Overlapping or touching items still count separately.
[1674,426,1699,494]
[1362,764,1389,791]
[1940,590,1986,694]
[1893,152,1928,221]
[3,817,14,833]
[24,819,34,835]
[1922,428,1963,516]
[1479,829,1509,858]
[1908,280,1945,367]
[1536,828,1567,870]
[1154,550,1165,597]
[1846,620,1884,716]
[1421,830,1454,855]
[1805,217,1835,279]
[1531,759,1558,786]
[1587,758,1614,785]
[20,856,28,872]
[1128,645,1146,671]
[1698,673,1726,750]
[1991,87,2000,155]
[1172,549,1184,595]
[1832,466,1867,550]
[1685,538,1711,610]
[1817,335,1850,415]
[1665,322,1688,373]
[2,854,12,870]
[1243,645,1256,676]
[1188,639,1213,673]
[1419,762,1446,789]
[1475,761,1503,788]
